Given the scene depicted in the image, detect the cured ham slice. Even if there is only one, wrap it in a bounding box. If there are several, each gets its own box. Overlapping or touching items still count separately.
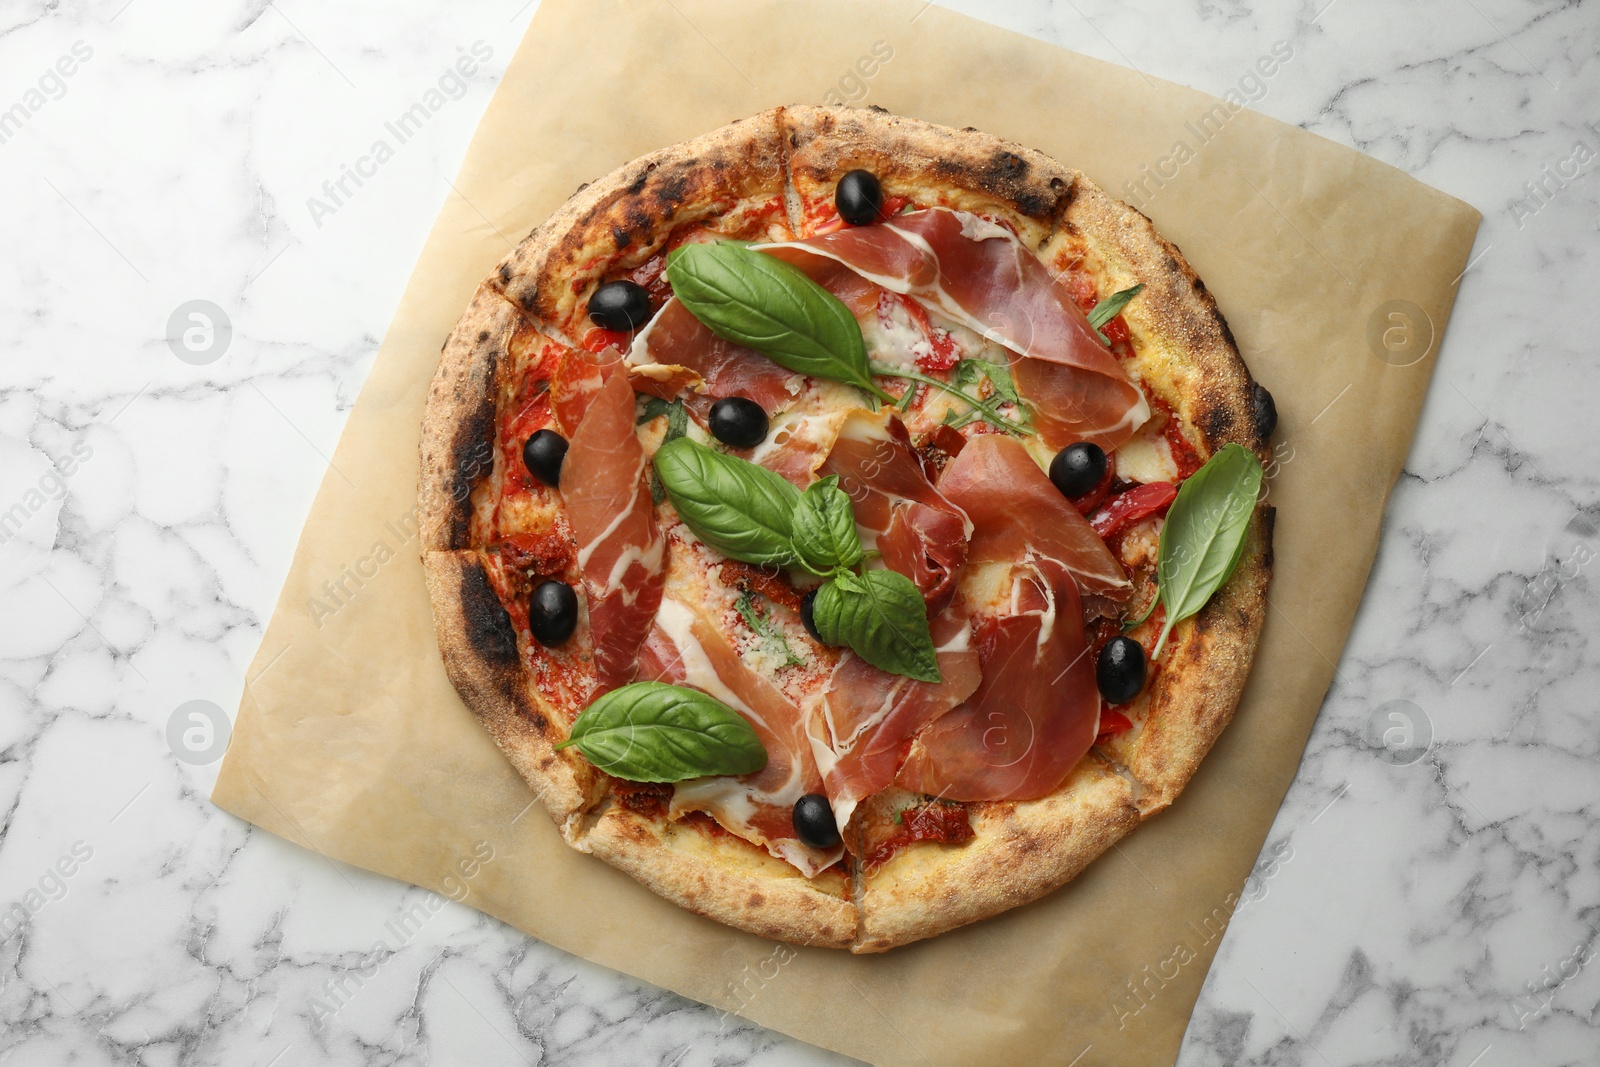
[819,410,971,612]
[639,596,842,876]
[894,557,1100,801]
[747,408,848,488]
[549,346,611,436]
[559,370,665,693]
[628,298,802,418]
[810,605,981,833]
[937,434,1129,598]
[766,208,1150,450]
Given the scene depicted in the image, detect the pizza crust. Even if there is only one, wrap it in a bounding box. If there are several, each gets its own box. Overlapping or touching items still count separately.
[418,283,527,554]
[421,105,1276,950]
[1095,508,1274,815]
[781,104,1074,247]
[580,803,858,950]
[854,758,1139,953]
[1049,175,1272,454]
[491,108,792,333]
[422,549,602,833]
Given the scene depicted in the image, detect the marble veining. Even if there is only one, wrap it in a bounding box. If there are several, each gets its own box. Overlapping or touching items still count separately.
[1,0,1596,1063]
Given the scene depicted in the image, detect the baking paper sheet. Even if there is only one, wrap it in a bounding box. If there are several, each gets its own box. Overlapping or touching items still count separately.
[213,1,1482,1062]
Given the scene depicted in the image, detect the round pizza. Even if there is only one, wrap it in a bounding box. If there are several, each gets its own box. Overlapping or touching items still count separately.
[418,105,1276,952]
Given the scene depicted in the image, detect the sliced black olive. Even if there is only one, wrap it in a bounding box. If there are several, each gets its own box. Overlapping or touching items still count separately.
[708,396,769,448]
[522,429,569,488]
[529,580,578,647]
[792,793,841,849]
[1252,382,1278,440]
[835,169,883,227]
[1049,442,1108,499]
[1097,636,1146,706]
[800,588,822,642]
[587,280,652,332]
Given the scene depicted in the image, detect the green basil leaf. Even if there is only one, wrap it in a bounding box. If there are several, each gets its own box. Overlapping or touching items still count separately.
[814,570,941,683]
[555,681,767,782]
[791,475,863,575]
[654,437,802,568]
[666,242,891,400]
[1087,283,1144,344]
[1151,442,1263,658]
[637,395,688,444]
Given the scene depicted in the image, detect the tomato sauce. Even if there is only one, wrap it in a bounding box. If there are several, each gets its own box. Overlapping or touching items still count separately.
[1150,397,1203,479]
[863,801,974,870]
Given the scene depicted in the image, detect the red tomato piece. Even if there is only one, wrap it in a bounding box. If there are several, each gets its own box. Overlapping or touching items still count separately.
[1089,481,1178,539]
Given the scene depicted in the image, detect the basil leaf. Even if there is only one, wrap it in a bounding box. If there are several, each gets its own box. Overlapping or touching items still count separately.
[1151,442,1263,658]
[1087,283,1144,344]
[666,242,892,401]
[637,395,688,444]
[555,681,767,782]
[791,475,863,575]
[654,437,802,568]
[814,570,941,683]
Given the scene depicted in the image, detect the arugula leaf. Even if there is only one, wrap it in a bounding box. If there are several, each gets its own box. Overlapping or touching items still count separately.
[637,395,688,444]
[814,569,941,683]
[555,681,767,782]
[666,242,893,402]
[1150,442,1263,658]
[979,359,1021,405]
[654,437,802,568]
[735,591,805,668]
[870,360,1033,434]
[1087,283,1144,345]
[791,475,863,576]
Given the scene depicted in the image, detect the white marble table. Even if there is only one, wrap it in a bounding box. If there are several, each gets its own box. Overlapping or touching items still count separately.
[2,0,1595,1063]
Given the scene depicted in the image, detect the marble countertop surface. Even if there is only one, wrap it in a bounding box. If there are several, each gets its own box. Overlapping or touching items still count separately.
[3,0,1596,1063]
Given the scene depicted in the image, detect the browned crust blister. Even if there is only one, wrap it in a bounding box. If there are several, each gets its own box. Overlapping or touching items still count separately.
[420,105,1275,951]
[422,550,603,833]
[491,109,791,331]
[781,104,1075,246]
[418,283,524,554]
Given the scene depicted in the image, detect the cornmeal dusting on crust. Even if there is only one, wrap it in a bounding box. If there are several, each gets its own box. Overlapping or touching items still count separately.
[420,105,1274,950]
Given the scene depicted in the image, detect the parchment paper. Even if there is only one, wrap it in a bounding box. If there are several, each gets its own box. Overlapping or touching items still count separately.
[212,1,1482,1062]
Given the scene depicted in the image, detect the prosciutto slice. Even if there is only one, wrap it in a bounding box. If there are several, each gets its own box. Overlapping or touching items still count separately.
[937,434,1129,598]
[628,298,802,418]
[766,208,1150,450]
[894,557,1100,801]
[559,370,665,693]
[818,410,971,613]
[639,596,842,876]
[810,604,982,832]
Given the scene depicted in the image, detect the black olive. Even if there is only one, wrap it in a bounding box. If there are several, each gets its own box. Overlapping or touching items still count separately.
[835,169,884,227]
[587,280,653,332]
[1097,636,1146,706]
[1252,382,1278,440]
[529,580,578,647]
[792,793,841,849]
[1049,442,1108,499]
[800,588,822,642]
[708,396,769,448]
[522,429,569,487]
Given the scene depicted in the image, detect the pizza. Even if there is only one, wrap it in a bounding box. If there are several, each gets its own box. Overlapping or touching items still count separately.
[418,105,1276,952]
